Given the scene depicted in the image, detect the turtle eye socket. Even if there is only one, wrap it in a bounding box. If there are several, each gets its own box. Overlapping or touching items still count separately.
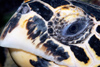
[62,18,88,37]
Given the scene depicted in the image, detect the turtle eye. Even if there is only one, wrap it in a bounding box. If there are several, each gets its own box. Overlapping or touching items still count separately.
[62,18,87,37]
[68,23,79,34]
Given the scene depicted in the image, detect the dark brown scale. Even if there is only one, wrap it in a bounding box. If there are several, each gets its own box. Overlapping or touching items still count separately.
[70,5,75,8]
[57,13,60,17]
[28,2,53,21]
[1,13,21,39]
[48,21,53,26]
[70,45,89,63]
[54,21,58,24]
[43,40,69,61]
[96,25,100,33]
[29,30,41,39]
[56,18,59,21]
[89,35,100,56]
[8,14,21,33]
[30,56,50,67]
[62,6,69,9]
[1,26,10,39]
[36,43,42,48]
[26,16,47,41]
[48,28,53,34]
[41,0,70,8]
[40,33,48,43]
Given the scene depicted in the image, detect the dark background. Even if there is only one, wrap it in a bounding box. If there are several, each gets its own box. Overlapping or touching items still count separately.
[0,0,23,33]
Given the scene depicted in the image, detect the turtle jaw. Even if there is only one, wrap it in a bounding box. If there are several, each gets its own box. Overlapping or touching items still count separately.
[8,48,38,67]
[0,34,21,49]
[0,26,34,51]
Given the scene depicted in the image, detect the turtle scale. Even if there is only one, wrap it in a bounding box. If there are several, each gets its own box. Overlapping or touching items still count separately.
[0,0,100,67]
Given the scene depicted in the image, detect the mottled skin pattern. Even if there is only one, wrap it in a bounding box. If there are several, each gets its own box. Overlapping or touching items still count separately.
[0,0,100,67]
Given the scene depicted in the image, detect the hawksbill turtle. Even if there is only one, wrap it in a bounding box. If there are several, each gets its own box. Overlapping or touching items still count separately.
[0,0,100,67]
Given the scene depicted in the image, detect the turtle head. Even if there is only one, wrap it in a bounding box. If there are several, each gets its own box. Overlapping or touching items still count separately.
[0,2,47,52]
[0,0,100,67]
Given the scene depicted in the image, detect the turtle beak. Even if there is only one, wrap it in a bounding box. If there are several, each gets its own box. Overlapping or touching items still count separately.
[0,11,35,50]
[0,31,23,49]
[0,22,37,54]
[0,29,35,56]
